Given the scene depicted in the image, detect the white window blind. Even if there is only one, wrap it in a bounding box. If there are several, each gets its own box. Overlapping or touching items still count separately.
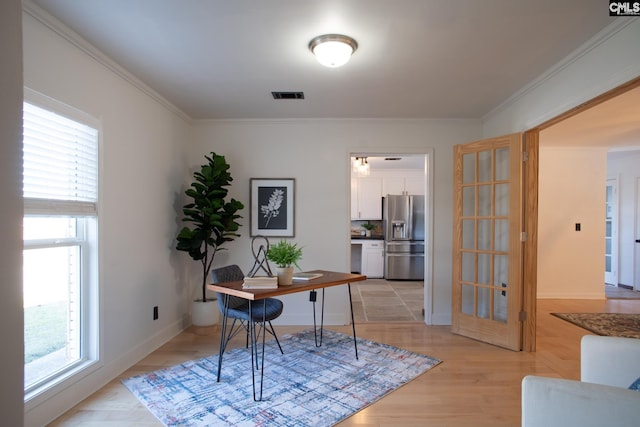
[23,102,98,215]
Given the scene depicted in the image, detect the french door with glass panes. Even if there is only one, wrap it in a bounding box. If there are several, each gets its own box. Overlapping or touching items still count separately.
[452,134,523,350]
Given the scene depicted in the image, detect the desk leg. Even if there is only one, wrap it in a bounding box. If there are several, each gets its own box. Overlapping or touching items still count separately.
[216,295,230,382]
[312,288,326,347]
[347,283,359,360]
[249,300,267,401]
[312,286,358,360]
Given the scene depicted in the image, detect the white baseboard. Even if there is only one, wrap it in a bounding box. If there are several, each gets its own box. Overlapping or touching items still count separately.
[430,313,453,325]
[24,318,185,427]
[537,292,605,299]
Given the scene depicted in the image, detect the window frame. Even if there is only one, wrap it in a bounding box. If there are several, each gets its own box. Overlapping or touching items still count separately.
[23,88,102,406]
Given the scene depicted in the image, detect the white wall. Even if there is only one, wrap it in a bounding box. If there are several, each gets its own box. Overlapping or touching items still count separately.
[0,0,25,425]
[191,119,481,325]
[23,9,192,427]
[537,147,607,298]
[483,19,640,299]
[607,150,640,287]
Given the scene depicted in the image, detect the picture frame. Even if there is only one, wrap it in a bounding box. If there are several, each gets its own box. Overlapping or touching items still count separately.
[250,178,295,237]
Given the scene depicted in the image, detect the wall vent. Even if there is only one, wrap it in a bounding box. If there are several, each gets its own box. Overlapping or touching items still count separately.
[272,91,305,100]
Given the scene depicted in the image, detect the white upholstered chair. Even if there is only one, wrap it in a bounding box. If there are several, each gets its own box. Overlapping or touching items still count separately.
[521,335,640,427]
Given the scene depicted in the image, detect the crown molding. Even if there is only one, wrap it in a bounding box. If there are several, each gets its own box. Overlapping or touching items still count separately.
[22,0,192,124]
[482,18,640,128]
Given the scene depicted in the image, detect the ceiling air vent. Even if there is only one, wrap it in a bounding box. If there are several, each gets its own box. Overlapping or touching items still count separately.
[385,157,401,161]
[272,91,305,100]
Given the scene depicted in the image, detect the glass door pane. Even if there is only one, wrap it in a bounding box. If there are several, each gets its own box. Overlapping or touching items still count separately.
[462,147,509,322]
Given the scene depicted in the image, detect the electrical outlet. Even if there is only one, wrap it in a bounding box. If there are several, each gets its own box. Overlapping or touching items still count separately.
[153,306,158,320]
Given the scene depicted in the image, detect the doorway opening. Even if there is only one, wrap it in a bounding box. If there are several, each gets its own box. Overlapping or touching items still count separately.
[348,152,433,324]
[605,176,619,286]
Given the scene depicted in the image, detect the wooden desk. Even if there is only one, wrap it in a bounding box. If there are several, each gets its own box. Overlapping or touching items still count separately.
[207,270,366,400]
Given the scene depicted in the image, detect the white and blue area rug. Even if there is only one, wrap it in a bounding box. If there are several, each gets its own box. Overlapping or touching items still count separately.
[122,329,441,426]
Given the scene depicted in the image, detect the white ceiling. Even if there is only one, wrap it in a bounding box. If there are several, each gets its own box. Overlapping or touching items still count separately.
[30,0,615,121]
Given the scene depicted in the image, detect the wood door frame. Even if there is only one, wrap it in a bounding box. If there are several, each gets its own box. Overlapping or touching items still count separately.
[635,177,640,291]
[521,75,640,352]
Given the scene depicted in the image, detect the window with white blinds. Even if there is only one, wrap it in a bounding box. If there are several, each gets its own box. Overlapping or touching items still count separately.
[22,95,100,404]
[23,102,98,215]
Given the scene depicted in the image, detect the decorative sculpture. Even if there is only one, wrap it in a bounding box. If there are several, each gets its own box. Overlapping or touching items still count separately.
[246,235,273,278]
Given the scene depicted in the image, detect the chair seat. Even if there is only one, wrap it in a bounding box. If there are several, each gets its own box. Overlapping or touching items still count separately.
[224,297,283,323]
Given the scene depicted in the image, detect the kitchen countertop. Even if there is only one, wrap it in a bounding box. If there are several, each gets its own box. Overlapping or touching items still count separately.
[350,235,385,241]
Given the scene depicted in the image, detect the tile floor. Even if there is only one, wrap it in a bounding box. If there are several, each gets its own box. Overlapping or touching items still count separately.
[351,278,424,322]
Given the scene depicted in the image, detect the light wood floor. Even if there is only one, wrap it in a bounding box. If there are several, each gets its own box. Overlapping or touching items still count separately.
[50,298,640,426]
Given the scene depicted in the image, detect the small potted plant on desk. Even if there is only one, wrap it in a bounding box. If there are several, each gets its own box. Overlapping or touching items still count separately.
[362,222,376,237]
[266,240,302,286]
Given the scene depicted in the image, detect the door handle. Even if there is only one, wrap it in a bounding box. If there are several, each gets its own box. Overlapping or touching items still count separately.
[636,239,640,243]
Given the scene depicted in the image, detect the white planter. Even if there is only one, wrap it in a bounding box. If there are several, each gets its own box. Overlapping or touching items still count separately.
[276,266,294,286]
[191,299,219,326]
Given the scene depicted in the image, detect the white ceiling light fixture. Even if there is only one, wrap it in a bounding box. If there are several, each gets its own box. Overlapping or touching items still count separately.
[309,34,358,68]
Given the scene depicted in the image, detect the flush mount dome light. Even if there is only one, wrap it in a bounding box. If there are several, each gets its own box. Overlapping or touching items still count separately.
[309,34,358,68]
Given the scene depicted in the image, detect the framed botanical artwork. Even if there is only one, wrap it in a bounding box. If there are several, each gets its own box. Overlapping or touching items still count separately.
[250,178,295,237]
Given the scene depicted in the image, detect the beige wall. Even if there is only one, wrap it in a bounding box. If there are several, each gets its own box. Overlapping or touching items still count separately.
[537,147,607,298]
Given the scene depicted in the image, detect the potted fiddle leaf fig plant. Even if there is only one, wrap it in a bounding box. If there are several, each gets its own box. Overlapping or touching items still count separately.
[266,240,302,285]
[176,152,244,326]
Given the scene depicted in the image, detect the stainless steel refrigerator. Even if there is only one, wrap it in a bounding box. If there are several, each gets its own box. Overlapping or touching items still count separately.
[383,195,425,280]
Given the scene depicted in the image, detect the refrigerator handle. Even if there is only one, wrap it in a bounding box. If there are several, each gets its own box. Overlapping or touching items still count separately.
[382,197,387,240]
[407,196,414,239]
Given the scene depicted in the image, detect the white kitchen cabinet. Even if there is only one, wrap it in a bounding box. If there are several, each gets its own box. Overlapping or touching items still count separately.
[382,171,425,196]
[362,240,384,278]
[404,174,425,195]
[382,176,405,196]
[351,176,382,220]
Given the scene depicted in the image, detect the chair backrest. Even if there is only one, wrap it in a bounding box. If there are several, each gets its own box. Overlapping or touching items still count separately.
[211,265,246,312]
[211,264,244,283]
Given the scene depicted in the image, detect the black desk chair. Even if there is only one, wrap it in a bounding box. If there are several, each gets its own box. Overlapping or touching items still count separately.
[212,264,283,381]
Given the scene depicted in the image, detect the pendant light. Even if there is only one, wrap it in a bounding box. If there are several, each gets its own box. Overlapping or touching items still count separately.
[352,157,370,176]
